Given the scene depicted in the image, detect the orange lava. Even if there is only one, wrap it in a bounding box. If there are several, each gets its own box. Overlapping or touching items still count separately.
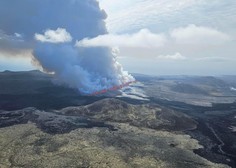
[89,80,136,96]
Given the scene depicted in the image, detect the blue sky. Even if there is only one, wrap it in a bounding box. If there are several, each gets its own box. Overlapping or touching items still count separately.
[0,0,236,75]
[0,56,34,71]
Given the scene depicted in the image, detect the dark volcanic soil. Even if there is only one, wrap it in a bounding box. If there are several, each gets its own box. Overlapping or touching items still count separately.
[151,98,236,168]
[1,71,236,167]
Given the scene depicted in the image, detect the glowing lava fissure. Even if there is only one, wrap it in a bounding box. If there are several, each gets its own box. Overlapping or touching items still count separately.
[88,80,137,96]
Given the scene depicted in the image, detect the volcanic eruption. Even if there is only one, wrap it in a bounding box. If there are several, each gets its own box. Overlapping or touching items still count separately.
[0,0,134,94]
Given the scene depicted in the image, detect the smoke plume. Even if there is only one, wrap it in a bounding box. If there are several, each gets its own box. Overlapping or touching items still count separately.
[0,0,134,94]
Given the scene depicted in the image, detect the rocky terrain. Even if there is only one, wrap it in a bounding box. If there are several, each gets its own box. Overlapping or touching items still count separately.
[0,118,228,168]
[0,99,231,168]
[135,74,236,107]
[0,71,235,167]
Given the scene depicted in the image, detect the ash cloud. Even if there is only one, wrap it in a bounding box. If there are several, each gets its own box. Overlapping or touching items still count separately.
[0,0,134,94]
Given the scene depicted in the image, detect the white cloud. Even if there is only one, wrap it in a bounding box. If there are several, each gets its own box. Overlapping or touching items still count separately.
[0,30,28,55]
[14,33,22,38]
[170,24,231,45]
[0,31,23,41]
[98,0,203,32]
[195,56,235,62]
[35,28,72,43]
[156,53,186,60]
[76,29,167,48]
[77,25,231,51]
[98,0,236,35]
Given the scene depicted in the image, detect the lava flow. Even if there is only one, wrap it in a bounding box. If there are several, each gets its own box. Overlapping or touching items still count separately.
[89,81,137,96]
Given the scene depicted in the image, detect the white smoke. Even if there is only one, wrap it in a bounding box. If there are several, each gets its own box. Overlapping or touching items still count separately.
[0,0,134,94]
